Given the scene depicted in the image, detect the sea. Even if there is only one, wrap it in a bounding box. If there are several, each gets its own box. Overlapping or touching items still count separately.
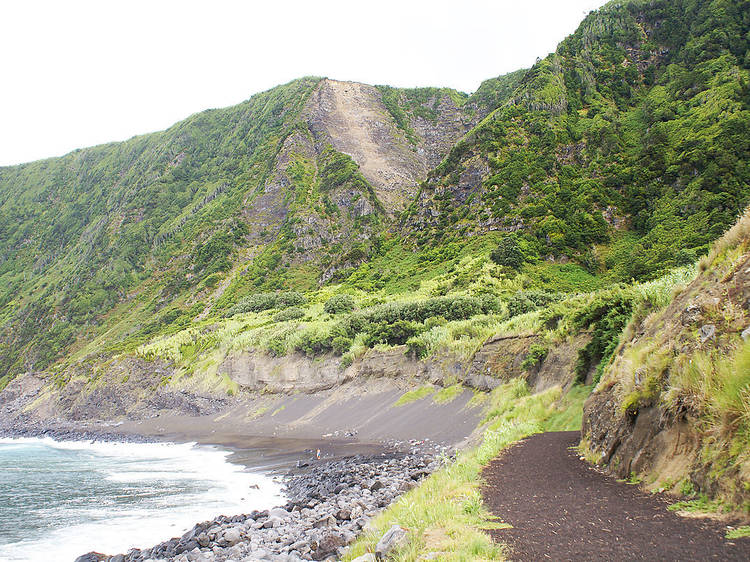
[0,437,284,561]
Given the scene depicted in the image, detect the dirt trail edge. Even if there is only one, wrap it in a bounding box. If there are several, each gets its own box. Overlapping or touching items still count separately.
[481,431,749,561]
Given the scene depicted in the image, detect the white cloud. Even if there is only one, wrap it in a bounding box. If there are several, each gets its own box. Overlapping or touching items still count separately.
[0,0,609,166]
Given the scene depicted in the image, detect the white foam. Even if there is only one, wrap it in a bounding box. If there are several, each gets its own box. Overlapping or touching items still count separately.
[0,437,285,562]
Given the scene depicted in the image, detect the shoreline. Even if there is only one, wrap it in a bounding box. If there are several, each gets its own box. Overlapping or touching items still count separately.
[90,449,445,562]
[1,423,449,562]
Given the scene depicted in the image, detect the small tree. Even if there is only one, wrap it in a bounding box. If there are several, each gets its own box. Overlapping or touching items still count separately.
[490,233,525,269]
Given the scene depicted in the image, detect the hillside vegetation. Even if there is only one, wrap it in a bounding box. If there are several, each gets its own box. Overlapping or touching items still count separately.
[1,0,747,391]
[0,1,748,517]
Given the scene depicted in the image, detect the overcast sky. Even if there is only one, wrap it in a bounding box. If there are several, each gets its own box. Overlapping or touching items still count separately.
[0,0,609,166]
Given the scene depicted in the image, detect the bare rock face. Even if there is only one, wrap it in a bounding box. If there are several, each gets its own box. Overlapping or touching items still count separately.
[305,80,425,214]
[303,79,477,216]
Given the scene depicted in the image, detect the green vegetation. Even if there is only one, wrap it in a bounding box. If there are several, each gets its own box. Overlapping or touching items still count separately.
[394,385,436,406]
[521,343,549,371]
[407,0,749,285]
[726,526,750,539]
[433,383,464,404]
[323,294,355,315]
[227,292,306,316]
[377,85,470,144]
[585,209,750,511]
[2,0,744,386]
[490,233,525,269]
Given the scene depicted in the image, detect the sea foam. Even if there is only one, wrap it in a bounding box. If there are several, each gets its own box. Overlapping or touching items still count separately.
[0,437,284,561]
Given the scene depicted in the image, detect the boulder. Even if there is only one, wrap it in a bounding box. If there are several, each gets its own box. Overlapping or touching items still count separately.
[312,532,346,561]
[312,514,336,528]
[222,526,242,546]
[74,554,106,562]
[370,480,385,492]
[263,515,284,528]
[270,507,291,519]
[699,324,716,342]
[375,524,408,559]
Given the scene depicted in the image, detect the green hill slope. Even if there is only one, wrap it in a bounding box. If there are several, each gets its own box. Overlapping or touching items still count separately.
[403,0,750,282]
[583,209,750,509]
[1,0,748,396]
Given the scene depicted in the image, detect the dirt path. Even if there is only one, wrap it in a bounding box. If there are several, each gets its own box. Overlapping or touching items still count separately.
[482,431,749,561]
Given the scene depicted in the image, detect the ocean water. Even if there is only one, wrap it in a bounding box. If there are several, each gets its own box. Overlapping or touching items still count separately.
[0,437,284,561]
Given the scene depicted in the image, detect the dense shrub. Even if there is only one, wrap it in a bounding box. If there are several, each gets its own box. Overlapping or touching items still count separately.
[273,306,305,322]
[521,344,549,370]
[275,292,306,308]
[331,295,499,340]
[324,294,356,315]
[572,293,634,384]
[331,336,353,355]
[364,320,423,347]
[293,328,333,357]
[226,291,306,316]
[507,291,558,318]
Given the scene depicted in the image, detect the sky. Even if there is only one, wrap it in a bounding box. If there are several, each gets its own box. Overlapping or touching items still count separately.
[0,0,610,166]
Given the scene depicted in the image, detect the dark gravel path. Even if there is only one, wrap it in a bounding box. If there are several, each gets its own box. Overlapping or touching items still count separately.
[481,431,750,561]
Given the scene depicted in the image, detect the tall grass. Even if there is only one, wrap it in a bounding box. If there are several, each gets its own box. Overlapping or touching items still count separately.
[699,207,750,272]
[667,340,750,464]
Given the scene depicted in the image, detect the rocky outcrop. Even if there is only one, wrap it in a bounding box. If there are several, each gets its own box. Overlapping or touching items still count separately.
[303,79,477,215]
[582,218,750,505]
[0,357,227,428]
[304,80,425,214]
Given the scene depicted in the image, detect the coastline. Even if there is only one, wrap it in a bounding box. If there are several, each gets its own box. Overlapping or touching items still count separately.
[1,419,448,562]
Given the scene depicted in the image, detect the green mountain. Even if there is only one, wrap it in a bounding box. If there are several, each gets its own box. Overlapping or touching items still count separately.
[0,77,496,380]
[404,0,750,282]
[0,2,748,513]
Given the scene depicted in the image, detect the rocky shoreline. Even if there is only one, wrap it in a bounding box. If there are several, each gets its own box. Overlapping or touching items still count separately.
[73,446,447,562]
[0,423,156,444]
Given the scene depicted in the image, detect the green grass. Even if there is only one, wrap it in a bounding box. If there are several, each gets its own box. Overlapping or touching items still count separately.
[668,495,728,514]
[344,379,589,561]
[726,525,750,539]
[433,383,464,404]
[394,385,435,406]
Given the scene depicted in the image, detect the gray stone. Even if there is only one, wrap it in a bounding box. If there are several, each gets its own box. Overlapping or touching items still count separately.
[263,515,284,528]
[742,325,750,340]
[375,524,408,560]
[74,554,105,562]
[370,480,385,492]
[699,324,716,342]
[222,526,242,546]
[352,555,376,562]
[269,507,290,519]
[312,531,346,560]
[312,514,336,528]
[682,303,702,325]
